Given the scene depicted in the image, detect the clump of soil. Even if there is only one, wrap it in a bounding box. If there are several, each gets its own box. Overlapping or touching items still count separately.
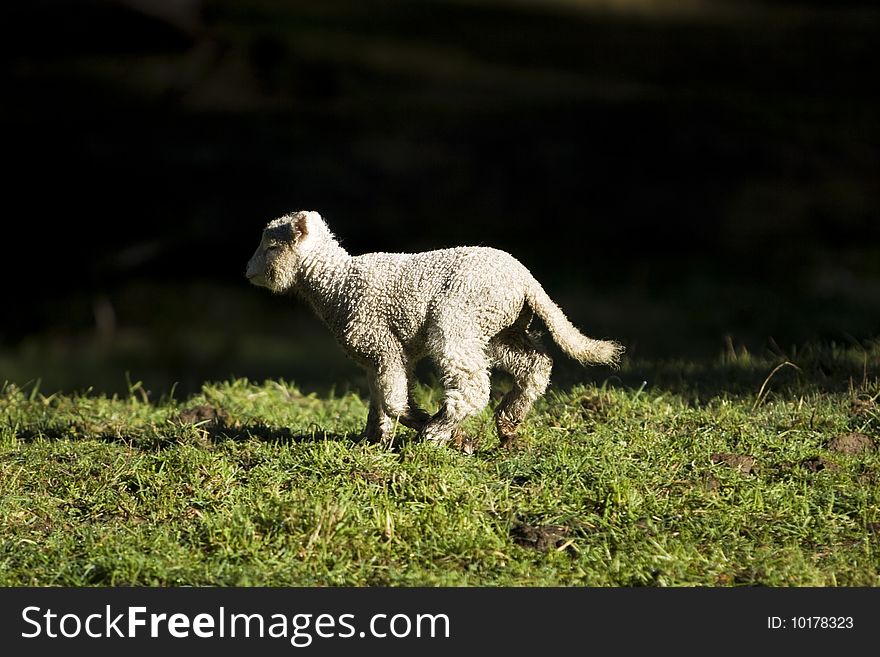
[511,522,570,552]
[711,453,757,474]
[177,405,231,427]
[579,393,611,419]
[827,432,876,455]
[352,470,387,485]
[800,456,840,473]
[850,398,876,418]
[702,474,722,492]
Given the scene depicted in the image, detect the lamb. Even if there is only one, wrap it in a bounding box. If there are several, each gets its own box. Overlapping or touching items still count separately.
[245,210,623,451]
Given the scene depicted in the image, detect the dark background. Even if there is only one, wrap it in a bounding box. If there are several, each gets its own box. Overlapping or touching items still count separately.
[2,0,878,395]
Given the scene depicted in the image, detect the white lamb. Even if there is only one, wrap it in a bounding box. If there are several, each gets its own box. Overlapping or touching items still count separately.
[246,210,623,451]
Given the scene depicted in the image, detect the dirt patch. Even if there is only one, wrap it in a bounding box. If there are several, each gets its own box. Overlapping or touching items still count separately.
[850,398,876,418]
[711,453,757,474]
[827,432,876,455]
[857,471,877,485]
[579,393,611,419]
[511,522,570,552]
[702,474,722,492]
[800,456,840,473]
[178,405,231,427]
[352,470,387,485]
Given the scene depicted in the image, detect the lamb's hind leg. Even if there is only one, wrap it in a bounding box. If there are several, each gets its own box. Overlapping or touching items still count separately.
[490,330,552,448]
[419,337,491,453]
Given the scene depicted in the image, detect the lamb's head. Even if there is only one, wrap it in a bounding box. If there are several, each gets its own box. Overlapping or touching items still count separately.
[246,210,329,292]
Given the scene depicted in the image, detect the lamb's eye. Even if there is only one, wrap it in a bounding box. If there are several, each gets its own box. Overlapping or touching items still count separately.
[265,243,279,252]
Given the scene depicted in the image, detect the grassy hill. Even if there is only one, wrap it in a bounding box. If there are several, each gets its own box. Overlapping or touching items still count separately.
[2,341,877,586]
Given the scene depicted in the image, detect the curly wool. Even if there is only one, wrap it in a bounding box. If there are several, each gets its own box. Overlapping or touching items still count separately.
[246,210,624,448]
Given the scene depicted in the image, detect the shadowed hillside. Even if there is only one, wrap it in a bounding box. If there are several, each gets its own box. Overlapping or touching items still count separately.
[2,0,878,393]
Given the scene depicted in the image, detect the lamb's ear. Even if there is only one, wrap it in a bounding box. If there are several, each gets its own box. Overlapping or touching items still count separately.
[272,214,308,243]
[293,213,309,241]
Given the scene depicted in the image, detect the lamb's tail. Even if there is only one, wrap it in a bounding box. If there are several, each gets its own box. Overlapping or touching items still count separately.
[525,284,624,368]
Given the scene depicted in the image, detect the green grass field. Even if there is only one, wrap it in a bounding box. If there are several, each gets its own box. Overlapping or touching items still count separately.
[1,342,878,586]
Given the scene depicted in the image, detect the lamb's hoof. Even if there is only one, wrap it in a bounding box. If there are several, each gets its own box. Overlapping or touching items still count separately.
[451,429,476,455]
[495,415,522,450]
[361,432,395,448]
[419,428,475,454]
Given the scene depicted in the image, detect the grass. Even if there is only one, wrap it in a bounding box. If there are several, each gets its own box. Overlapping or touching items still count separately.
[1,342,878,586]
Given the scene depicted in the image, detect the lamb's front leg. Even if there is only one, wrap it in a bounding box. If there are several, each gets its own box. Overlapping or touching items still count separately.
[363,392,394,444]
[362,356,428,444]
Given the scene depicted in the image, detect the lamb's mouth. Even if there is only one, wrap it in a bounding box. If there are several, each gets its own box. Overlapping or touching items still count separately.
[246,272,268,287]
